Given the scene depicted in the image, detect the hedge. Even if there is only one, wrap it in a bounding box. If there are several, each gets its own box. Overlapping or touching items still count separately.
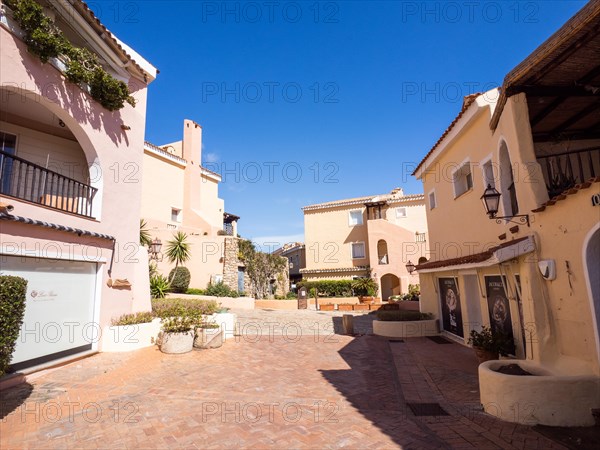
[296,280,354,297]
[0,275,28,375]
[151,298,220,319]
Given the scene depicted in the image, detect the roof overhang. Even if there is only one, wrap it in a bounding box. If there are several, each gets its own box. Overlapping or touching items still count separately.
[489,2,600,141]
[415,236,535,274]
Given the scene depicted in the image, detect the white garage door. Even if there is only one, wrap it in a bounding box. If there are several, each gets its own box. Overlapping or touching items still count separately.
[2,255,98,370]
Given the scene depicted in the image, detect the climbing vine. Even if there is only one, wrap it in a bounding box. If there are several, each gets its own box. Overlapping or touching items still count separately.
[5,0,136,111]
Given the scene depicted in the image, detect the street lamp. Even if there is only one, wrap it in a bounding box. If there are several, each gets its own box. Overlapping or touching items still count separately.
[405,260,416,275]
[480,184,530,227]
[149,238,163,261]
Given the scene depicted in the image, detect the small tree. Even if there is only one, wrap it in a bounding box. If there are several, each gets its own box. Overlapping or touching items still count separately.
[165,231,191,270]
[238,239,287,299]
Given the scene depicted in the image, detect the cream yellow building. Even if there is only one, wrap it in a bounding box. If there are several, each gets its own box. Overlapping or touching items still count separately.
[412,2,599,426]
[141,119,239,289]
[302,188,428,298]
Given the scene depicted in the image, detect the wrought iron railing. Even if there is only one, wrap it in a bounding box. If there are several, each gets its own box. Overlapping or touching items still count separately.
[0,150,97,218]
[537,147,599,198]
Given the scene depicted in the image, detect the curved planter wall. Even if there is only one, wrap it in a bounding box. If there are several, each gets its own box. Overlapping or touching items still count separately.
[101,319,162,352]
[479,360,600,426]
[373,319,439,338]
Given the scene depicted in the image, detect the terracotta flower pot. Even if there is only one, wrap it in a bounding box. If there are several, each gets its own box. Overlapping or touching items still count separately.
[369,304,382,311]
[338,304,353,311]
[474,347,499,364]
[359,296,375,304]
[353,304,369,311]
[320,304,335,311]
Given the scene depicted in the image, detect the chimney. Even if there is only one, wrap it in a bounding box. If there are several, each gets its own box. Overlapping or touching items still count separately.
[182,119,202,164]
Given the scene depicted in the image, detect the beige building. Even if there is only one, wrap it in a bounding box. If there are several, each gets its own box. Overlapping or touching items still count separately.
[141,120,240,289]
[273,242,306,288]
[302,188,428,299]
[412,2,599,426]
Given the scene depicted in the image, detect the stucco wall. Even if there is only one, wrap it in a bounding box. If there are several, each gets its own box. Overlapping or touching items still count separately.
[304,205,370,271]
[140,153,185,225]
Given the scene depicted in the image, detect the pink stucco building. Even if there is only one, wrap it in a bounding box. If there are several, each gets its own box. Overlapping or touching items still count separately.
[0,0,157,370]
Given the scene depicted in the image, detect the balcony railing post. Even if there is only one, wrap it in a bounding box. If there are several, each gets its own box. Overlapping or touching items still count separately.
[0,149,97,218]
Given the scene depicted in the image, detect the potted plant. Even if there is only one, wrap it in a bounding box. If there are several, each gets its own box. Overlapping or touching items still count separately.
[352,278,379,304]
[468,326,511,364]
[159,317,195,354]
[194,321,223,349]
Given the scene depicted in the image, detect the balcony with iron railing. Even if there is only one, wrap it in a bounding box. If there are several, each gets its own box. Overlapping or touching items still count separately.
[0,150,97,218]
[537,147,600,199]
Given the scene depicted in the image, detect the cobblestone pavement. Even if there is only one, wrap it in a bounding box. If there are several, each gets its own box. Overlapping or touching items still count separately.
[0,309,569,449]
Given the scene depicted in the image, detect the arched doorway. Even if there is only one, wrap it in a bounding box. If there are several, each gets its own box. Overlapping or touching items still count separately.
[380,273,400,300]
[584,225,600,365]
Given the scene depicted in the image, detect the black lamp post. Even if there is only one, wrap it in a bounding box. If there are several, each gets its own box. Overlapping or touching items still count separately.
[480,184,530,226]
[405,260,416,275]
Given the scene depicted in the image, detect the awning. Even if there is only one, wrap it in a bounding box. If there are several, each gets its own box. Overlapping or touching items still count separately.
[415,236,535,273]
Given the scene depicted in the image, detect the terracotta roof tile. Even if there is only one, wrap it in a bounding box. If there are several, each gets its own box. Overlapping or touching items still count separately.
[415,236,530,271]
[532,177,600,212]
[411,93,482,177]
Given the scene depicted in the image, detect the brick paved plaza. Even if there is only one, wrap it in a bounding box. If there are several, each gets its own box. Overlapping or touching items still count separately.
[0,310,574,449]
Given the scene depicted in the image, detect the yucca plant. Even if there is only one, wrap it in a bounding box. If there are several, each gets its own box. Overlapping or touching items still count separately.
[165,231,191,269]
[139,219,153,247]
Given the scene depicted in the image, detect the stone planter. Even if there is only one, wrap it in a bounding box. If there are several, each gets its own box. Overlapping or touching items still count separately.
[338,304,353,311]
[101,318,161,352]
[320,304,335,311]
[194,327,224,349]
[353,304,369,311]
[373,319,439,338]
[160,331,194,354]
[479,360,600,426]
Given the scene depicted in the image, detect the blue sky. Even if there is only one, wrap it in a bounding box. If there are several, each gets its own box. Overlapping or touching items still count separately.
[92,1,585,250]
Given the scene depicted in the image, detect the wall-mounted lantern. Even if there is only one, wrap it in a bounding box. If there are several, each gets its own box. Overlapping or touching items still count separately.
[481,184,530,227]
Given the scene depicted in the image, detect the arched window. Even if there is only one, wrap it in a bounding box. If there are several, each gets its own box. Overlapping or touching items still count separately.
[499,141,519,216]
[377,240,389,265]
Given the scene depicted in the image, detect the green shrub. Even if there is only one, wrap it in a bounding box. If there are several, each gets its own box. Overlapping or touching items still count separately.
[204,282,239,298]
[169,267,191,293]
[297,280,354,297]
[352,278,378,296]
[5,0,135,110]
[150,274,170,299]
[376,310,433,322]
[111,311,154,326]
[286,291,297,299]
[151,298,219,319]
[186,288,205,295]
[161,317,195,333]
[0,275,28,375]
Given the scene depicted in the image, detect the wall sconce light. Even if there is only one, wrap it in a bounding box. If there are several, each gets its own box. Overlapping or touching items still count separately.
[149,238,163,261]
[481,184,530,227]
[405,260,416,274]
